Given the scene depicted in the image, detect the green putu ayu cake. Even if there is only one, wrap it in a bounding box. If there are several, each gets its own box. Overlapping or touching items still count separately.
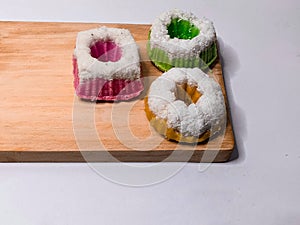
[147,9,218,71]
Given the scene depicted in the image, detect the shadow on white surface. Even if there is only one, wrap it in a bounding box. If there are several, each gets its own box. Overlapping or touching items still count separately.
[218,37,246,163]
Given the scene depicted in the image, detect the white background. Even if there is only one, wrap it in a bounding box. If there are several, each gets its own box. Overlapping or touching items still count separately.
[1,0,300,224]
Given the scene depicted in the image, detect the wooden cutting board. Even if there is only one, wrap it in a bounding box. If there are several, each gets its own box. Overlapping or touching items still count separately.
[0,21,235,162]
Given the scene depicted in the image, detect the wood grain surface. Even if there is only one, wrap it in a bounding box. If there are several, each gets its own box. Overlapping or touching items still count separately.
[0,21,235,162]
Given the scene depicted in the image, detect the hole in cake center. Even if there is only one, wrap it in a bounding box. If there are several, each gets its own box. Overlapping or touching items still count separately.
[90,40,122,62]
[175,83,202,105]
[167,18,200,40]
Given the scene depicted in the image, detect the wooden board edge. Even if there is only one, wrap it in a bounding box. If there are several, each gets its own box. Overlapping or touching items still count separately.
[0,148,234,163]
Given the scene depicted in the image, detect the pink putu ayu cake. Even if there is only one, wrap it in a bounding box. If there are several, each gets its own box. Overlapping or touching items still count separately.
[73,27,144,101]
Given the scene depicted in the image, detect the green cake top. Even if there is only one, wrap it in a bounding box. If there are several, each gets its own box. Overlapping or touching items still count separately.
[167,18,200,40]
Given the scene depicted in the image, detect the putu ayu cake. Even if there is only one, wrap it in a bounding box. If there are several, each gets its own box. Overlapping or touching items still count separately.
[147,9,218,71]
[73,27,144,101]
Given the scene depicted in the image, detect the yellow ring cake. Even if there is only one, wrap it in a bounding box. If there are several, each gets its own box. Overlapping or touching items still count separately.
[145,68,226,143]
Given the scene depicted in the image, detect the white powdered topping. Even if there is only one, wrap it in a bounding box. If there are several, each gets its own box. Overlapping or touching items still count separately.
[148,68,226,137]
[74,27,140,82]
[149,9,216,59]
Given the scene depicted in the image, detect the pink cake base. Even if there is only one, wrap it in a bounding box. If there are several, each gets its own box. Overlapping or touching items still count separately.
[73,58,144,101]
